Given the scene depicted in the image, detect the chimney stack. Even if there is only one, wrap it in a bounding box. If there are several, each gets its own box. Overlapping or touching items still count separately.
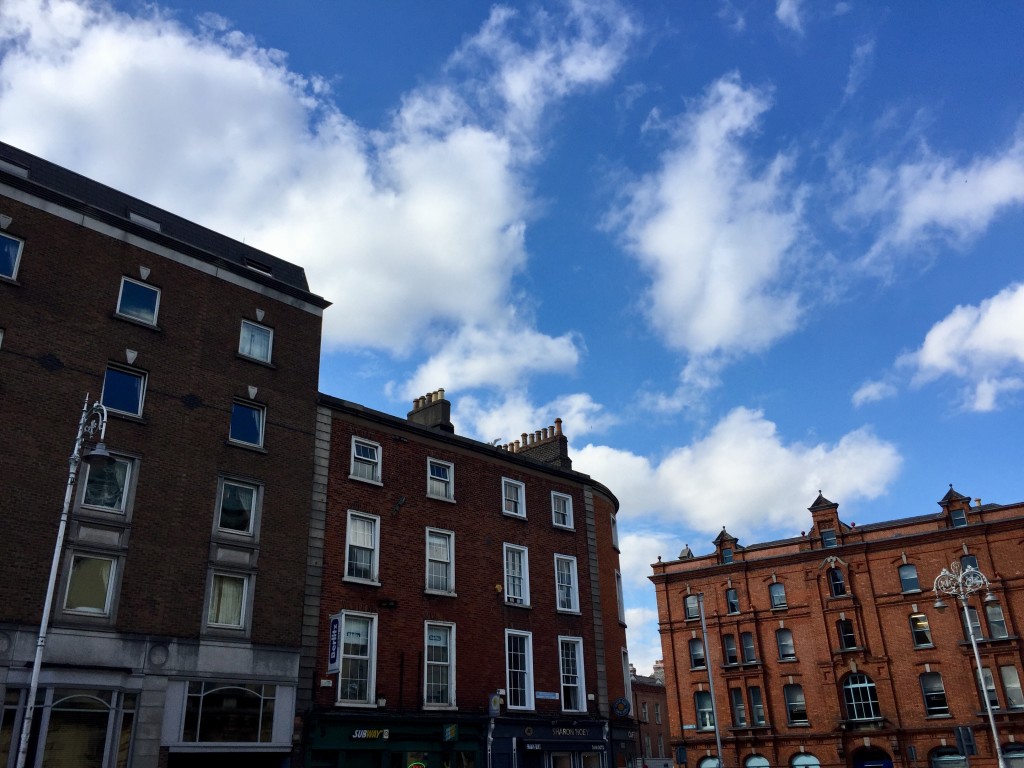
[407,388,454,433]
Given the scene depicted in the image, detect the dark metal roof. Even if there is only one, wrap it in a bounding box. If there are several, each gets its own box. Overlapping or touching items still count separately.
[0,141,329,308]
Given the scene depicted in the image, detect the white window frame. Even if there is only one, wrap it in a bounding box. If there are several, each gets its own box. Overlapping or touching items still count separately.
[350,437,382,484]
[0,232,24,280]
[215,477,261,537]
[424,621,456,708]
[337,611,377,706]
[62,553,117,616]
[505,630,534,710]
[503,543,530,606]
[229,400,266,448]
[425,528,455,594]
[115,276,160,325]
[555,554,580,613]
[695,691,714,730]
[345,511,380,584]
[206,571,249,630]
[101,365,147,417]
[551,492,574,529]
[427,458,454,501]
[503,478,526,518]
[615,570,625,623]
[238,319,273,363]
[79,455,135,516]
[558,636,586,712]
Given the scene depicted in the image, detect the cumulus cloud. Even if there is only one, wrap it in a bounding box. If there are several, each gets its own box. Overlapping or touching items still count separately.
[619,531,683,587]
[625,605,663,676]
[574,407,902,542]
[852,379,897,407]
[610,74,805,362]
[454,390,617,446]
[0,0,636,387]
[775,0,805,34]
[900,283,1024,411]
[840,129,1024,269]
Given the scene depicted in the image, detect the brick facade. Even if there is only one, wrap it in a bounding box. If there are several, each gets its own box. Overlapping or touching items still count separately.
[0,142,327,767]
[651,489,1024,768]
[305,393,636,768]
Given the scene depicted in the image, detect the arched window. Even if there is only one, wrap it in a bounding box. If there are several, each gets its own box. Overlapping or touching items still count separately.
[791,755,821,768]
[745,757,769,768]
[842,673,881,720]
[698,758,722,768]
[1004,745,1024,768]
[695,691,714,730]
[828,568,846,597]
[930,749,966,768]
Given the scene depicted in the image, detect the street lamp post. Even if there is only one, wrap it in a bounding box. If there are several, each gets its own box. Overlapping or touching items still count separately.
[15,395,113,768]
[697,594,725,768]
[932,560,1007,768]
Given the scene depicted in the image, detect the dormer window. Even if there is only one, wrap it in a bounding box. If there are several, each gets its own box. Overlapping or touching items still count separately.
[950,507,968,527]
[721,548,733,564]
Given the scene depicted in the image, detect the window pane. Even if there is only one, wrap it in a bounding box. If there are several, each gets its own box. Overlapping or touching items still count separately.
[102,367,145,416]
[219,481,256,533]
[560,640,584,711]
[352,440,379,481]
[1000,666,1023,708]
[239,321,272,362]
[986,604,1008,639]
[770,583,787,608]
[340,616,372,702]
[741,632,756,662]
[689,639,705,668]
[749,687,765,725]
[685,595,699,618]
[777,629,795,659]
[899,564,920,592]
[116,278,159,324]
[230,403,264,446]
[921,673,948,715]
[425,624,452,704]
[65,555,114,614]
[910,613,932,646]
[726,588,740,614]
[208,574,245,626]
[0,233,22,279]
[82,459,130,511]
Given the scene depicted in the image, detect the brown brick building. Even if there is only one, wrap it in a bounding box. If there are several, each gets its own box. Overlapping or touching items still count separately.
[632,661,672,768]
[650,488,1024,768]
[0,142,328,767]
[303,392,637,768]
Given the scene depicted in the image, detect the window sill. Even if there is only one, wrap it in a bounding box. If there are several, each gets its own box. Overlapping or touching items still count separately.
[726,611,741,616]
[425,589,457,598]
[690,666,707,672]
[334,701,379,709]
[503,512,527,521]
[226,440,268,454]
[504,601,532,609]
[925,713,953,719]
[553,523,575,532]
[236,352,276,369]
[349,474,383,486]
[787,721,811,728]
[0,275,21,286]
[901,589,922,595]
[778,657,798,663]
[108,410,146,424]
[837,646,864,654]
[771,605,789,611]
[113,312,161,332]
[913,643,935,649]
[423,704,457,711]
[556,609,581,616]
[427,494,456,504]
[343,576,381,587]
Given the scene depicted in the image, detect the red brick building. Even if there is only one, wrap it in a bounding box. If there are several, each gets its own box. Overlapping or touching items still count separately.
[650,488,1024,768]
[0,142,328,767]
[304,392,637,768]
[633,662,672,768]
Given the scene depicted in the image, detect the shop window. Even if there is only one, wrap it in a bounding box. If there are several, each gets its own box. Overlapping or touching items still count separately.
[183,682,275,742]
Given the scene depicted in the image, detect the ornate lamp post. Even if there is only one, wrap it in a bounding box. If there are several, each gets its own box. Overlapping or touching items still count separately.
[932,561,1007,768]
[16,396,113,768]
[697,594,724,768]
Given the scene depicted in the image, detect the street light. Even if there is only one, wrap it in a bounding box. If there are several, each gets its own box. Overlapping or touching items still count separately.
[697,594,724,768]
[16,395,113,768]
[932,560,1007,768]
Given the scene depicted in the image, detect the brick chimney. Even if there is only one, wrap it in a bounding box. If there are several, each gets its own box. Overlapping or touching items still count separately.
[652,659,665,684]
[407,389,454,433]
[496,418,572,470]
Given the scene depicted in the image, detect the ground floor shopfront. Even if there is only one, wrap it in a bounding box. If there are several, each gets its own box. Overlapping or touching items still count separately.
[0,626,299,768]
[305,714,639,768]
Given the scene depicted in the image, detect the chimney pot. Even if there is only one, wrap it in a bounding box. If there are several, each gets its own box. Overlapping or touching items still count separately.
[542,427,549,439]
[555,418,563,435]
[437,388,445,400]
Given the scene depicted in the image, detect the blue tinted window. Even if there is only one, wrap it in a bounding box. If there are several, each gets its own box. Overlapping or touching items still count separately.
[230,402,264,446]
[101,367,145,416]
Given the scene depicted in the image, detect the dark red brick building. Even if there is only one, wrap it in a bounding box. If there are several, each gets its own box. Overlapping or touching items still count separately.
[304,392,637,768]
[0,142,328,767]
[651,489,1024,768]
[633,661,672,768]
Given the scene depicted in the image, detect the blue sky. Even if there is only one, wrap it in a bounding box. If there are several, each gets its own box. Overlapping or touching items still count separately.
[3,0,1023,673]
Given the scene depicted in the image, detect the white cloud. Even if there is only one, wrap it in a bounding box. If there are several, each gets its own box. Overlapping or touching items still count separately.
[901,283,1024,411]
[574,406,902,542]
[844,38,875,100]
[454,390,617,446]
[619,531,684,588]
[775,0,805,34]
[0,0,635,388]
[841,130,1024,268]
[625,605,663,676]
[611,74,805,360]
[852,379,897,407]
